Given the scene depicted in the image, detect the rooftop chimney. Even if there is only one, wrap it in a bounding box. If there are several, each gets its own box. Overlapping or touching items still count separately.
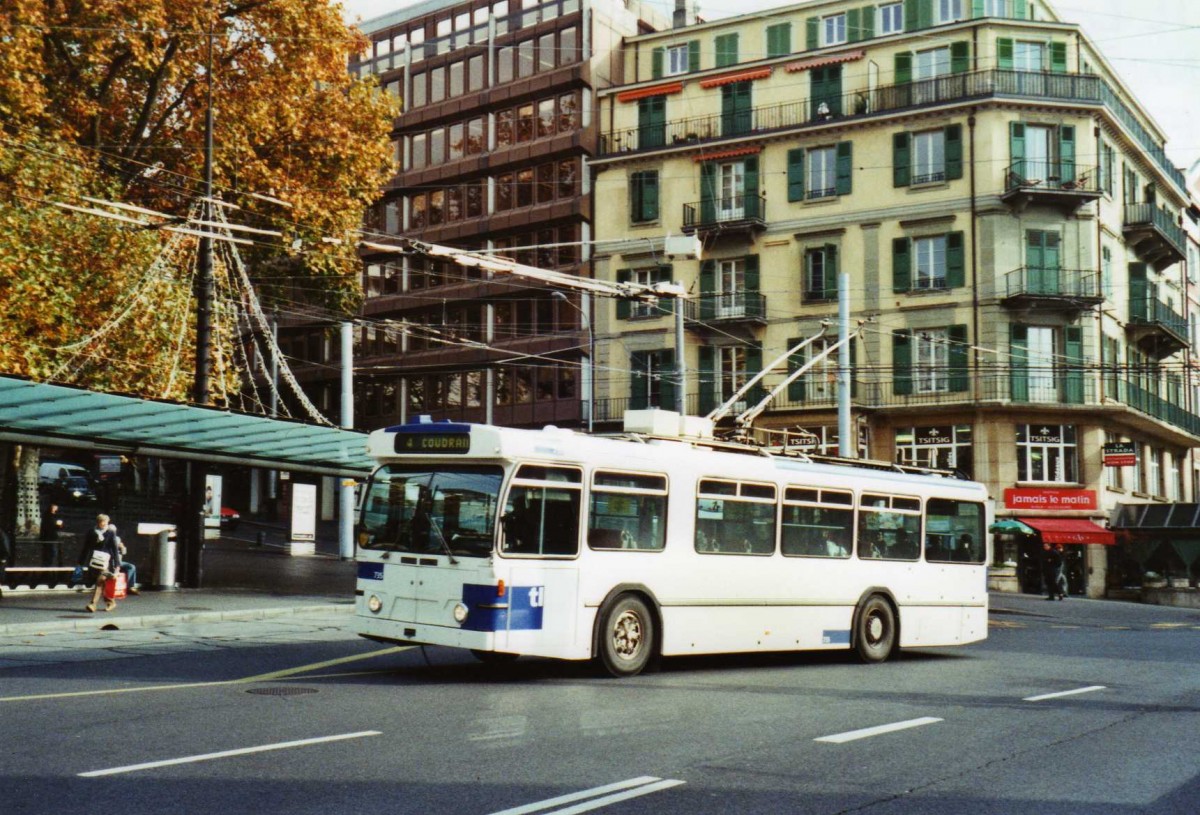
[673,0,687,28]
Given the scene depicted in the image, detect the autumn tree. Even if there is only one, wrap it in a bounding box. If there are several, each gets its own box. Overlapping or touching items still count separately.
[0,0,395,533]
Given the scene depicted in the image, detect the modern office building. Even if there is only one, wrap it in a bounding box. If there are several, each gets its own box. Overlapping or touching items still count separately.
[275,0,666,431]
[590,0,1196,596]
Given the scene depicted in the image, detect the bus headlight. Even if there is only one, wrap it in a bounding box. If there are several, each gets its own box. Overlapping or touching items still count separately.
[367,594,383,613]
[452,602,469,624]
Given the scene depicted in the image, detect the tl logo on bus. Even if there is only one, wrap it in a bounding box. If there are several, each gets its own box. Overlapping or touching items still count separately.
[462,583,545,632]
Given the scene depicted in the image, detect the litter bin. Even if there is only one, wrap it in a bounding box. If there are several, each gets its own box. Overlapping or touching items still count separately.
[137,523,177,591]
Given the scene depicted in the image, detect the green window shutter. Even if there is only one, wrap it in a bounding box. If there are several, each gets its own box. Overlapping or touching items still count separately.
[699,259,716,320]
[950,41,970,73]
[824,244,839,299]
[746,343,765,404]
[654,265,674,315]
[847,8,861,42]
[850,337,858,398]
[630,171,659,223]
[616,270,632,320]
[917,0,933,29]
[698,346,716,414]
[688,40,701,72]
[700,162,716,225]
[948,324,969,392]
[767,23,791,58]
[946,231,965,288]
[743,155,759,219]
[1010,324,1028,401]
[806,17,819,50]
[1049,41,1067,73]
[905,0,920,32]
[658,349,677,412]
[1009,121,1026,170]
[1063,325,1084,404]
[787,336,807,402]
[651,47,663,80]
[630,352,649,409]
[1013,1,1027,19]
[860,5,875,38]
[972,0,984,17]
[715,33,738,67]
[787,147,806,201]
[1128,262,1147,319]
[997,38,1013,70]
[1059,125,1075,183]
[744,254,760,293]
[893,330,913,396]
[895,51,913,84]
[637,96,665,149]
[835,141,853,195]
[892,237,912,292]
[893,132,911,187]
[944,124,963,180]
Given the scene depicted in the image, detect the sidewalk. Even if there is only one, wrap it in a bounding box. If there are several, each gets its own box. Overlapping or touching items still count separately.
[0,537,357,636]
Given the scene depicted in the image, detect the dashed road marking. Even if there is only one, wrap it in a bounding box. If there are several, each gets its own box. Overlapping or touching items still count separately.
[486,776,686,815]
[1150,623,1189,629]
[815,717,943,744]
[1024,685,1106,702]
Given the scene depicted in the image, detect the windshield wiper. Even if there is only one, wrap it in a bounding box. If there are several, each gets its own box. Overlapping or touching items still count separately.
[425,510,459,565]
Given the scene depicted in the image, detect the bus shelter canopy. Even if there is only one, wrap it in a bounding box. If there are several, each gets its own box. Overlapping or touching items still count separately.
[0,376,371,478]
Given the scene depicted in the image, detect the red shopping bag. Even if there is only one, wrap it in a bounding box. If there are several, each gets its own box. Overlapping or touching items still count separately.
[104,571,128,600]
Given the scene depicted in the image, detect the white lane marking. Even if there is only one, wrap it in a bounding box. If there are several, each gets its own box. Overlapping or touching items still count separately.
[486,776,680,815]
[546,779,686,815]
[1023,685,1107,702]
[79,731,381,777]
[815,716,943,744]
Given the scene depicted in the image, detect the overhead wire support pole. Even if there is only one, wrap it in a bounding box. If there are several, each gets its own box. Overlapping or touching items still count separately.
[838,269,853,457]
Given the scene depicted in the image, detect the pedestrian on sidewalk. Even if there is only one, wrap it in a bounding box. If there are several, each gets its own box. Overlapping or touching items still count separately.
[1041,541,1064,601]
[80,513,120,612]
[110,523,140,595]
[40,502,63,567]
[1054,543,1069,599]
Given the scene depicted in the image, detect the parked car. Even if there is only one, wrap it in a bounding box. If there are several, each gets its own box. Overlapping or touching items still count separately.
[219,507,240,531]
[38,462,97,504]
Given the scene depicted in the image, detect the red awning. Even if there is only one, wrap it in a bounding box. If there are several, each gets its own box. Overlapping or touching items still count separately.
[699,67,773,88]
[692,145,763,163]
[1020,518,1116,545]
[786,50,865,73]
[617,82,684,103]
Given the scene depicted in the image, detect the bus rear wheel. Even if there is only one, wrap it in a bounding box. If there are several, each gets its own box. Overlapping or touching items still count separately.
[598,595,655,677]
[854,595,897,663]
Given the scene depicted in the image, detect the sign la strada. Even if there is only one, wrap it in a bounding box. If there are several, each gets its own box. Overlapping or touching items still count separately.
[1004,488,1097,511]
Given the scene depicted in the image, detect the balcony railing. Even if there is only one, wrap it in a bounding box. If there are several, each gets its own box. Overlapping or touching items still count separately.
[591,369,1200,439]
[685,292,768,323]
[1129,294,1189,347]
[1003,267,1103,302]
[682,193,766,232]
[601,68,1186,193]
[1123,203,1187,262]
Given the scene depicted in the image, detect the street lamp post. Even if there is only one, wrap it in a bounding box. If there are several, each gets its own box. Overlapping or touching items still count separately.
[553,291,593,433]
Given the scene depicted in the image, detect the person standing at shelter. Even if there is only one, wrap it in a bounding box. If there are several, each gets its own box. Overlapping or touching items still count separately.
[80,513,121,612]
[40,502,64,567]
[109,523,140,596]
[1041,541,1064,601]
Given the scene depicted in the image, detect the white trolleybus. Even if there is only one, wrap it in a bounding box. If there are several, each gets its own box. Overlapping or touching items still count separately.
[354,409,991,677]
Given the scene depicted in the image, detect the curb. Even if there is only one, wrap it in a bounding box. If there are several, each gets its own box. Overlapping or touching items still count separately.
[0,602,355,637]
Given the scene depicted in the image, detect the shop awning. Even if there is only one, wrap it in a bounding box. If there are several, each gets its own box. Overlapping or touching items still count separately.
[616,81,684,103]
[692,145,762,163]
[699,67,773,88]
[785,50,865,73]
[1020,517,1116,545]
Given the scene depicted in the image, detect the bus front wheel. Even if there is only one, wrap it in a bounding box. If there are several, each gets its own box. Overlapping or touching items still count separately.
[854,595,897,663]
[598,595,655,677]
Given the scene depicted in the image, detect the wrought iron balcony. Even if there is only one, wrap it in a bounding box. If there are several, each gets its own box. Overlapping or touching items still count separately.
[600,68,1187,195]
[685,292,768,325]
[1001,267,1104,310]
[682,193,766,235]
[1123,203,1186,271]
[1127,295,1189,359]
[1001,161,1101,213]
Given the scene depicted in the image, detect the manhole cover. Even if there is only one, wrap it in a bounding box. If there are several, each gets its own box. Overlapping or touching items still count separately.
[245,686,318,696]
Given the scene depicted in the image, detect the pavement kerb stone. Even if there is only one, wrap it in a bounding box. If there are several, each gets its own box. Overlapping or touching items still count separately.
[0,603,354,637]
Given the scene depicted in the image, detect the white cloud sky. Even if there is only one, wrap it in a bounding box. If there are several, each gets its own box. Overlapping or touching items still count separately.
[339,0,1200,174]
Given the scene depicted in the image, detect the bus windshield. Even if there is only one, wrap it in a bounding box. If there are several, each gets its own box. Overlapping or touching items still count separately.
[358,465,503,557]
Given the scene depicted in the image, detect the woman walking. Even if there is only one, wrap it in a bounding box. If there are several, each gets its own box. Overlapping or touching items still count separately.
[80,514,121,612]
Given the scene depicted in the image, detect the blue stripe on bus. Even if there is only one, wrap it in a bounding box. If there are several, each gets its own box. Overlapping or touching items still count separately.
[822,629,851,645]
[461,583,545,632]
[358,562,384,581]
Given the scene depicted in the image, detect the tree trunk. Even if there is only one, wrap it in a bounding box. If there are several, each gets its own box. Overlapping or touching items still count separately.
[14,445,41,536]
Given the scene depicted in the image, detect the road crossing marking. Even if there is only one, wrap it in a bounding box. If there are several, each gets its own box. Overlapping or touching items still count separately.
[1023,685,1106,702]
[485,776,685,815]
[814,717,942,744]
[79,731,381,777]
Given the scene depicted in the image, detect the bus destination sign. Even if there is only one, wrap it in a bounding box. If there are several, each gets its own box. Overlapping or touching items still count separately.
[394,433,471,454]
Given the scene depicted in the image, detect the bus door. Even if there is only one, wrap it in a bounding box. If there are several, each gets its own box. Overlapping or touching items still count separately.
[496,464,584,654]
